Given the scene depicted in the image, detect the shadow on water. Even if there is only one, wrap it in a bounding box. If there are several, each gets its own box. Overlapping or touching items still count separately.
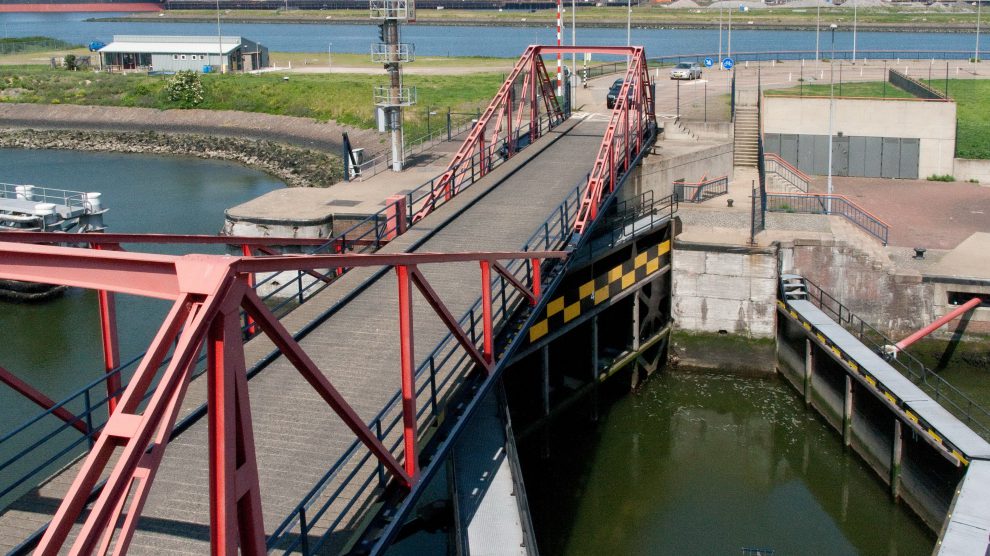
[514,369,935,556]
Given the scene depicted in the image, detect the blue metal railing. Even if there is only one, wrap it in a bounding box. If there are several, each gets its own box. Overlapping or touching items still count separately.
[798,278,990,441]
[673,175,728,203]
[763,153,810,193]
[765,192,890,246]
[0,111,566,517]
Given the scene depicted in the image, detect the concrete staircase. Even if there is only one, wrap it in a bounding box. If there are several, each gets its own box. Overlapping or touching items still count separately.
[733,106,759,167]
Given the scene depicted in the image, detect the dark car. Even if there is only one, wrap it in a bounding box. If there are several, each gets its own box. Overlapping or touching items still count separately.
[606,78,632,109]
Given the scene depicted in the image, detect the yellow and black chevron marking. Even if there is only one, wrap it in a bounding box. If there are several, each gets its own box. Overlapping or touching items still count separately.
[777,299,970,466]
[528,240,671,343]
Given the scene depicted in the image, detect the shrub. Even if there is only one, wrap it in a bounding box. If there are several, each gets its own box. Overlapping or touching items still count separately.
[163,70,204,108]
[63,54,76,71]
[927,174,956,182]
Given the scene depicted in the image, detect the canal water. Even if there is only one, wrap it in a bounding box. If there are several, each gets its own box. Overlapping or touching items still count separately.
[0,11,983,59]
[518,370,935,555]
[0,148,282,505]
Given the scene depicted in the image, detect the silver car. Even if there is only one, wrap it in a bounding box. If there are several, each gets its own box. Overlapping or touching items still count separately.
[670,62,702,80]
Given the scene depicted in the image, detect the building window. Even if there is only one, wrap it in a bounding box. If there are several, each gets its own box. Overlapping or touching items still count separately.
[180,55,186,60]
[173,55,178,60]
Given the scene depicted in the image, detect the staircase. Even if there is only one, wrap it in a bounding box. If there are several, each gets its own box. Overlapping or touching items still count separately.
[733,106,759,167]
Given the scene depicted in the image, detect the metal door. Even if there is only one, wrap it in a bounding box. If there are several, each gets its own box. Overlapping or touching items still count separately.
[899,138,920,179]
[812,135,829,176]
[765,133,781,156]
[780,134,799,168]
[848,136,867,177]
[864,137,883,178]
[794,134,813,174]
[833,136,850,177]
[881,137,901,179]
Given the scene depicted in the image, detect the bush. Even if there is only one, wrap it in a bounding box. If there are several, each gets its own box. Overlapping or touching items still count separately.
[63,54,76,71]
[163,70,204,108]
[927,174,956,182]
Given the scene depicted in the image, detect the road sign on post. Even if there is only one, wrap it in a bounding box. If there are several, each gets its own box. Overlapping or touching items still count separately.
[704,57,714,68]
[722,57,734,70]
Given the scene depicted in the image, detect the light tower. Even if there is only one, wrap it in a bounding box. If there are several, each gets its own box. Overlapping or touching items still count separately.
[371,0,416,172]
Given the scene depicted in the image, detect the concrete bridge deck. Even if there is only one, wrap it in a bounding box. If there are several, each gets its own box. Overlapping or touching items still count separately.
[0,115,606,554]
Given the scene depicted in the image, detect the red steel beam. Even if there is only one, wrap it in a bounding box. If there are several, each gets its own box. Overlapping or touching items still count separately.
[396,265,419,480]
[0,365,88,435]
[234,250,567,274]
[893,297,983,353]
[0,231,330,247]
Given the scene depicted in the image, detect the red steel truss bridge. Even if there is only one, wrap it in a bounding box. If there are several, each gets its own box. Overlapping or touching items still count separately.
[0,45,657,555]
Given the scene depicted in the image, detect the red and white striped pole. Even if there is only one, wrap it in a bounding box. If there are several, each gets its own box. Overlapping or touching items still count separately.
[556,0,563,96]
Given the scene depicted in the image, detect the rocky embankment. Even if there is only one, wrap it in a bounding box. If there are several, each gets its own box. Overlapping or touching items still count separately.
[0,129,344,188]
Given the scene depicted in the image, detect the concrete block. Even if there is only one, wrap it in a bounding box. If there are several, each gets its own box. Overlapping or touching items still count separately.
[892,272,922,285]
[673,296,705,320]
[673,250,706,274]
[673,274,702,298]
[699,274,751,300]
[743,253,777,279]
[704,252,744,277]
[749,278,779,301]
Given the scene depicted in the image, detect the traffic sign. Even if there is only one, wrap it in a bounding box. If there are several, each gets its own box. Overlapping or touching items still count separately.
[722,57,734,70]
[703,57,714,68]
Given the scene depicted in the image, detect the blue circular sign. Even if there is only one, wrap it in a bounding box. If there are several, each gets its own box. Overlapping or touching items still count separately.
[722,57,734,70]
[704,57,714,68]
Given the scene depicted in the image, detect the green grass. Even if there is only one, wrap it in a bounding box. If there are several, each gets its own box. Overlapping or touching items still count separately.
[923,78,990,160]
[0,36,81,55]
[765,80,915,99]
[0,66,503,139]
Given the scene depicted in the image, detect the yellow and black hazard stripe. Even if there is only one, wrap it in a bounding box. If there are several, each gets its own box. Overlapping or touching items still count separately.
[529,240,671,343]
[776,299,970,465]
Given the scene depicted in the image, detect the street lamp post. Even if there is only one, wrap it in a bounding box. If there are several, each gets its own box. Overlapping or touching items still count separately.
[852,0,858,63]
[977,0,983,63]
[815,5,820,63]
[728,6,733,61]
[718,8,723,66]
[627,0,632,47]
[827,24,837,214]
[215,0,224,74]
[328,42,332,70]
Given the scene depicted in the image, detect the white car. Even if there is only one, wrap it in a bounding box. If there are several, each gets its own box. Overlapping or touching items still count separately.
[670,62,702,80]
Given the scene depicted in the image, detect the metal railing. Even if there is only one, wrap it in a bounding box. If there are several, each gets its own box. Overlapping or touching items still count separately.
[266,176,591,555]
[0,110,564,519]
[763,153,810,193]
[766,192,889,246]
[889,68,949,101]
[799,278,990,442]
[673,175,728,203]
[0,183,89,210]
[571,191,677,265]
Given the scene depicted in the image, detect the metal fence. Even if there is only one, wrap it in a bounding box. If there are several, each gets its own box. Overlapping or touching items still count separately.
[763,153,810,193]
[888,69,948,101]
[673,175,728,203]
[765,192,890,246]
[800,278,990,442]
[0,183,89,210]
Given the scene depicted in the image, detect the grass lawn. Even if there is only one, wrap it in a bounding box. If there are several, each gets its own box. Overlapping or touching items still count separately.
[765,80,916,99]
[0,66,504,139]
[923,79,990,160]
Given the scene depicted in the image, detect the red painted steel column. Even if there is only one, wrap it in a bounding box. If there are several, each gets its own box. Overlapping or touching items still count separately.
[396,264,419,480]
[240,244,257,338]
[480,261,494,365]
[894,297,982,352]
[385,194,408,239]
[207,293,266,556]
[93,243,122,414]
[530,258,541,305]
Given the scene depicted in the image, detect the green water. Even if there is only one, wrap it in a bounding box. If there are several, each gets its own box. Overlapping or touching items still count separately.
[519,371,935,556]
[0,148,282,506]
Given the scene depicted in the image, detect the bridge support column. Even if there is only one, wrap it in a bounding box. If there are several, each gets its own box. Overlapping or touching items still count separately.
[891,420,903,500]
[843,375,853,447]
[804,339,813,406]
[541,345,550,459]
[591,315,599,422]
[396,265,419,480]
[95,246,121,414]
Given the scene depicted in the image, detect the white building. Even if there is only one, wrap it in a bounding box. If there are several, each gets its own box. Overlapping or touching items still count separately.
[99,35,269,73]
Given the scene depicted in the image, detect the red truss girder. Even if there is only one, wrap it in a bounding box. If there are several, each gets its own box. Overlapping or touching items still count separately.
[572,47,656,237]
[0,241,563,555]
[412,45,567,223]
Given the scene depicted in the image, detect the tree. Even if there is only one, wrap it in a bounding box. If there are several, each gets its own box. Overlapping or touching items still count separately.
[163,70,205,108]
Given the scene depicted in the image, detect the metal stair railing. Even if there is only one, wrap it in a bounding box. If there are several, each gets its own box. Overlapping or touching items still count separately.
[763,153,810,193]
[766,192,889,246]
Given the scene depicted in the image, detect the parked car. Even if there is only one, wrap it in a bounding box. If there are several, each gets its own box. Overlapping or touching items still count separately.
[670,62,702,80]
[606,78,632,109]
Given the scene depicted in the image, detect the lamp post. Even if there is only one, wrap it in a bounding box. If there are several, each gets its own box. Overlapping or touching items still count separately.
[827,23,837,214]
[328,42,332,70]
[727,6,733,61]
[852,0,858,63]
[627,0,632,48]
[815,5,820,63]
[215,0,224,74]
[977,0,982,63]
[572,0,576,95]
[718,8,723,67]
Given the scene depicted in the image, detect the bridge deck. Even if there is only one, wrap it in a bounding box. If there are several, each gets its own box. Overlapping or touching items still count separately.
[0,115,607,554]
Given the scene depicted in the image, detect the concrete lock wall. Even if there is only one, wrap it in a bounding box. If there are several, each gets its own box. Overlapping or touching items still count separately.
[953,158,990,183]
[763,96,956,178]
[672,242,778,338]
[624,143,733,203]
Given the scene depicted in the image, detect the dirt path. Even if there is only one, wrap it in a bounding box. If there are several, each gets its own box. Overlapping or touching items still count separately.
[0,103,387,156]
